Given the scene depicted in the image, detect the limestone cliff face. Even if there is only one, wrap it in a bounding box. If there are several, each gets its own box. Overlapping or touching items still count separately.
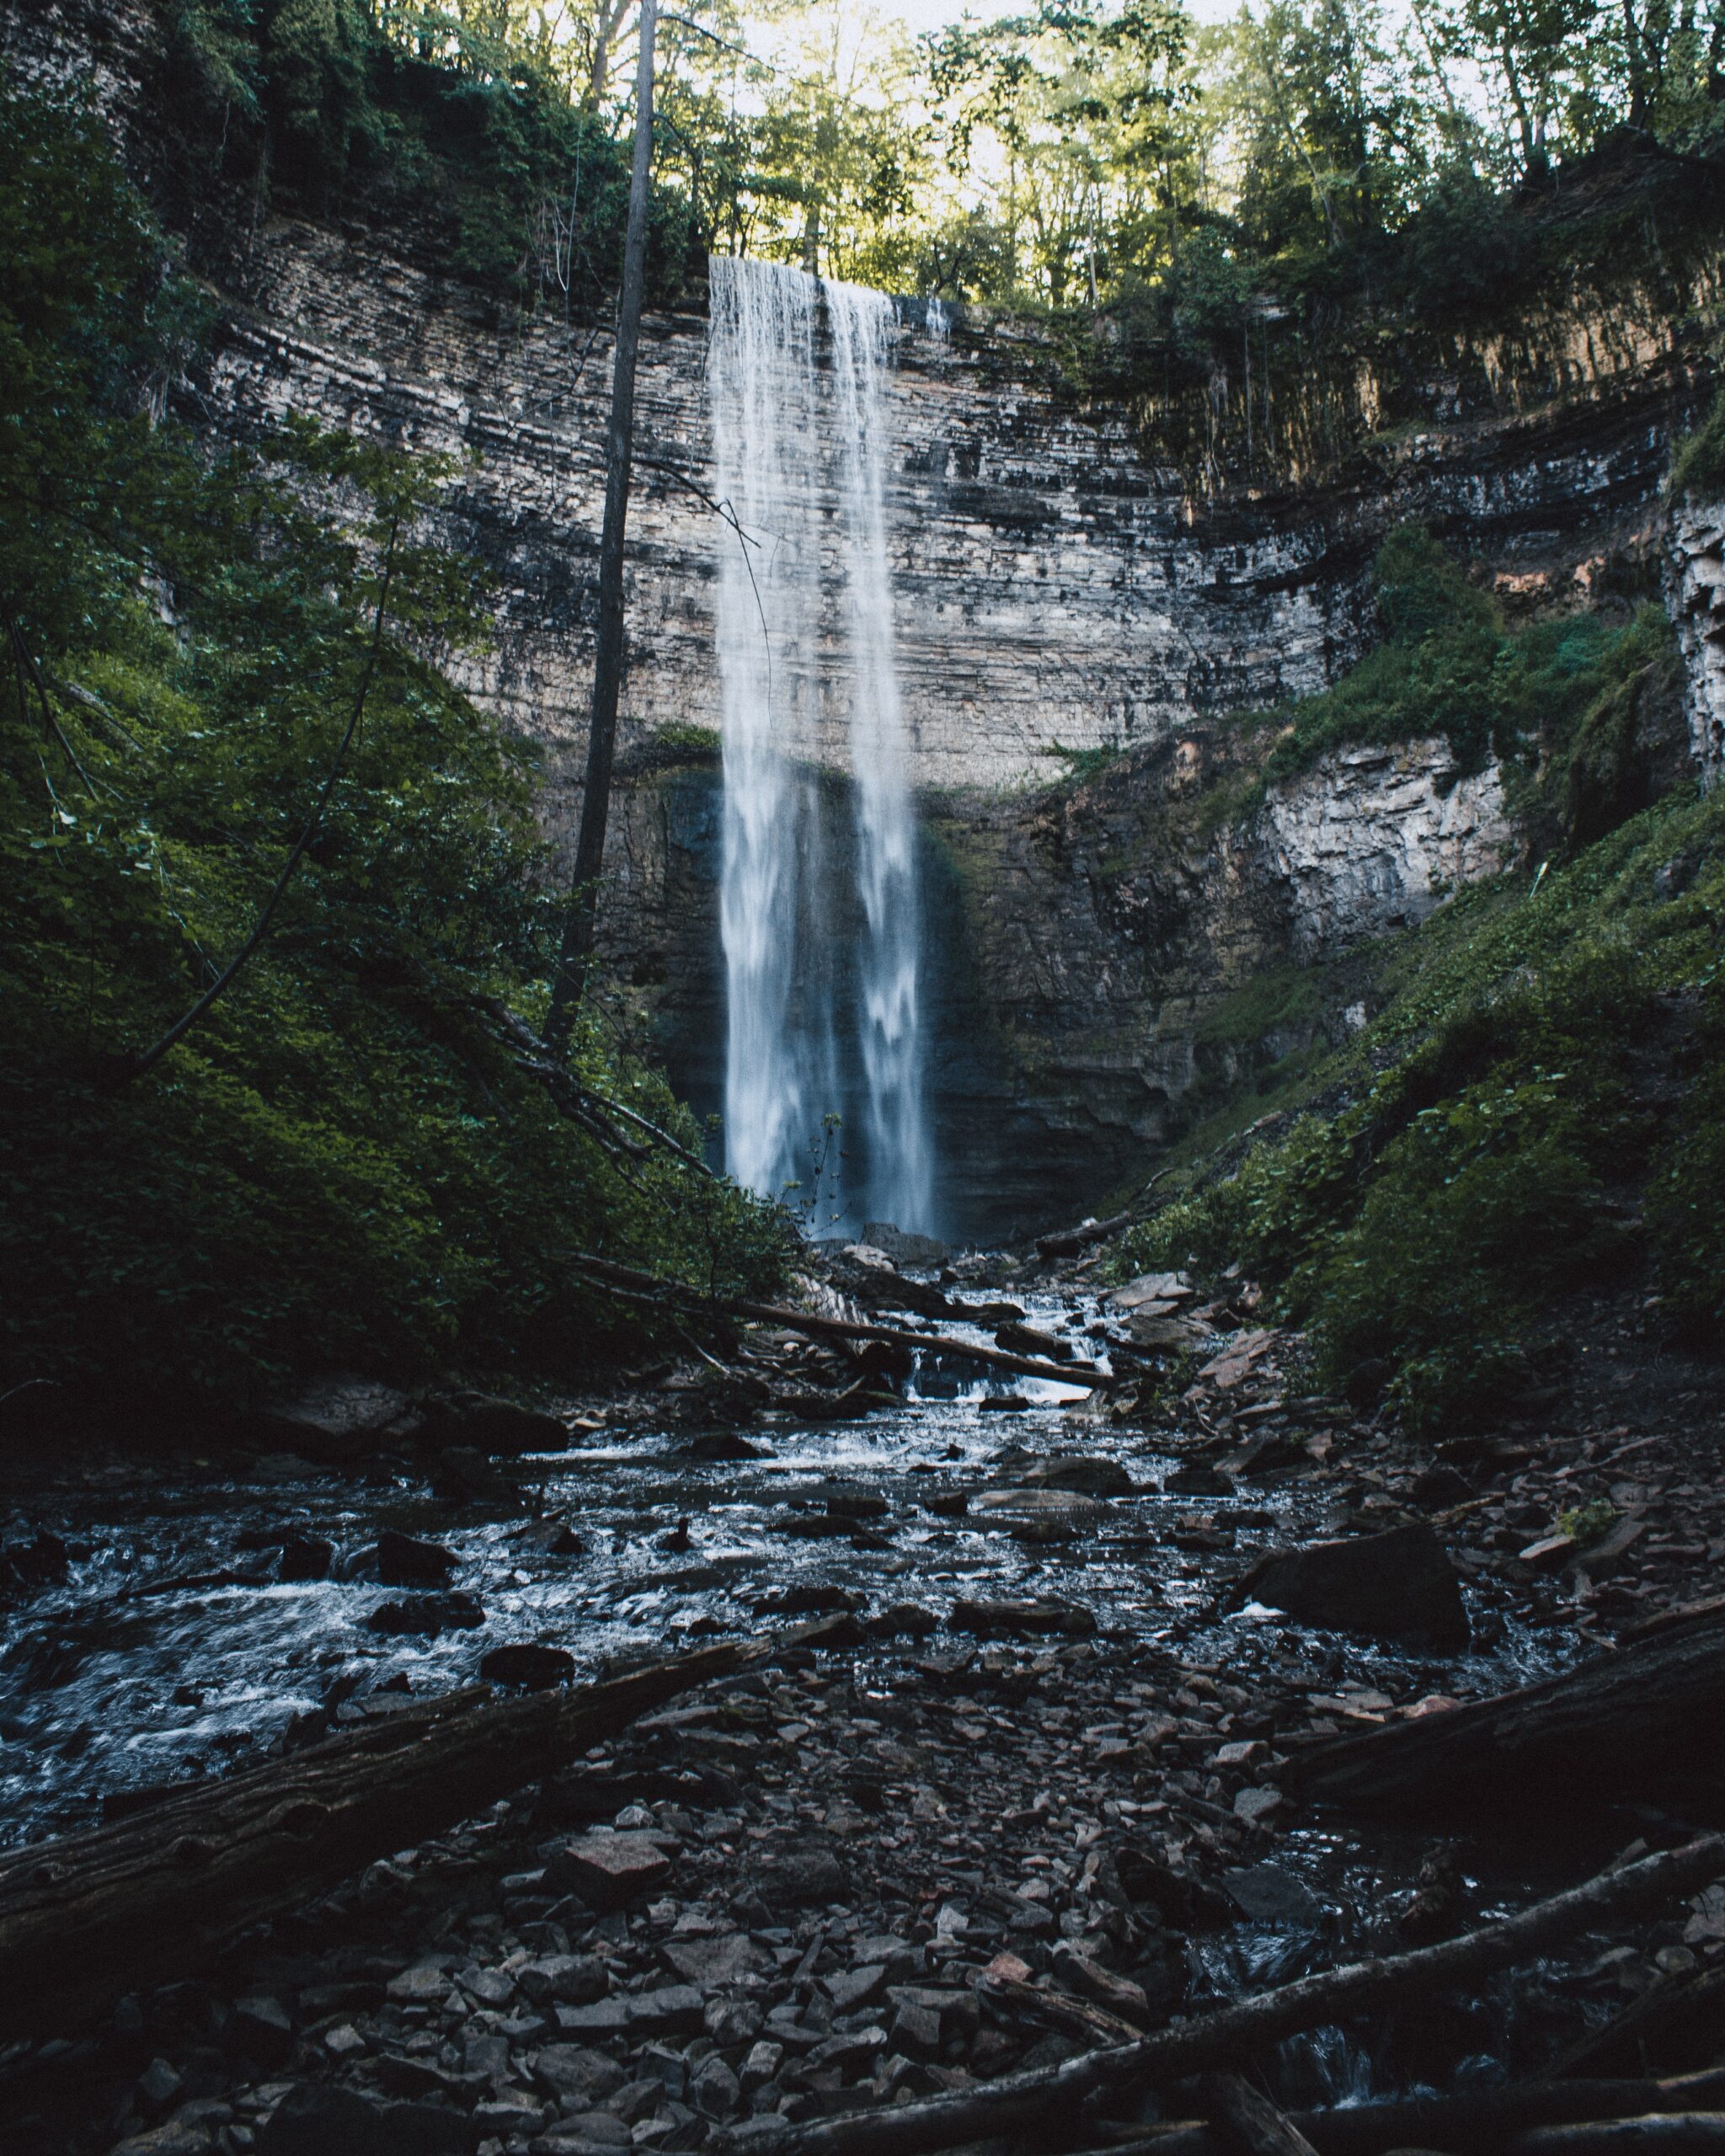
[1672,500,1725,783]
[1258,745,1514,962]
[606,726,1519,1240]
[8,0,1719,1235]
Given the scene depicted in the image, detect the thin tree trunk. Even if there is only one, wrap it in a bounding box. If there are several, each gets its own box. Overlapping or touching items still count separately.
[546,0,658,1054]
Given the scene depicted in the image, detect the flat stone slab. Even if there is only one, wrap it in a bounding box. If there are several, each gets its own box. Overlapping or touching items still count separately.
[547,1831,674,1909]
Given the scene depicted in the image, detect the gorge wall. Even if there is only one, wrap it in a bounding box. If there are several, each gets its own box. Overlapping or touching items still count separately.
[10,0,1722,1235]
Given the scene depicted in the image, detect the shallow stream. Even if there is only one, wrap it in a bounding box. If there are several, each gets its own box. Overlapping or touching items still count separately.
[0,1289,1573,1850]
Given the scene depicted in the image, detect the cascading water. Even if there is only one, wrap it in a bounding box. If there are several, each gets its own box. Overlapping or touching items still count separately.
[708,255,932,1234]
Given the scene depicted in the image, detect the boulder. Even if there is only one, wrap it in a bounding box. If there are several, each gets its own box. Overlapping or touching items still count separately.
[994,1321,1074,1362]
[480,1642,575,1689]
[275,1534,333,1582]
[950,1597,1096,1639]
[862,1222,950,1267]
[256,2084,465,2155]
[547,1831,674,1909]
[1012,1455,1137,1496]
[365,1591,484,1636]
[423,1389,569,1454]
[255,1377,421,1463]
[1242,1523,1468,1648]
[970,1486,1110,1541]
[755,1839,847,1910]
[377,1529,457,1587]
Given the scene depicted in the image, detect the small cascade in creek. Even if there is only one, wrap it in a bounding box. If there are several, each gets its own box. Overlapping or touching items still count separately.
[708,254,932,1235]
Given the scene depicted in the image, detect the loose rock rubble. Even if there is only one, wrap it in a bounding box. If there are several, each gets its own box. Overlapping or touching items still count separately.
[1,1252,1722,2155]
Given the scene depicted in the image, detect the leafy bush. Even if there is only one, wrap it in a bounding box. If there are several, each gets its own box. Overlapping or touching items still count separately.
[1233,530,1680,854]
[0,77,783,1413]
[1114,784,1725,1432]
[1669,390,1725,503]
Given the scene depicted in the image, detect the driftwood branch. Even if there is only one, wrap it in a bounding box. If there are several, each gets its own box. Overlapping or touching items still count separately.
[568,1251,1119,1389]
[712,1836,1725,2156]
[0,1614,850,2036]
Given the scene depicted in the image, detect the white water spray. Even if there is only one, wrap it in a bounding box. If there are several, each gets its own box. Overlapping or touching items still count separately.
[708,256,932,1233]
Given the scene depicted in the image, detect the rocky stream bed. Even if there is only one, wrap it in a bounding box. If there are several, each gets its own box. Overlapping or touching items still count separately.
[2,1251,1722,2156]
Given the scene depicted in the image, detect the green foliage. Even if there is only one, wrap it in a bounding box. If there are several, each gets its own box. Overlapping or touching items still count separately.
[1558,1497,1617,1544]
[1669,390,1725,504]
[1232,529,1680,851]
[0,77,784,1411]
[1114,785,1725,1432]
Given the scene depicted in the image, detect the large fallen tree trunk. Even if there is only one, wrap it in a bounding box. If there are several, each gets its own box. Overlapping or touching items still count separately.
[0,1617,846,2036]
[570,1251,1119,1390]
[711,1837,1725,2156]
[1297,1606,1725,1813]
[1073,2069,1725,2154]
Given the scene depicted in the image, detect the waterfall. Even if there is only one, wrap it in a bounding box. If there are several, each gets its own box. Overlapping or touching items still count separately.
[708,256,932,1235]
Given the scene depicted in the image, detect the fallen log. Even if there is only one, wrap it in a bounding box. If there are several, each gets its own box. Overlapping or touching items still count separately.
[1516,2121,1725,2152]
[569,1251,1118,1390]
[0,1615,847,2036]
[1296,1607,1725,1813]
[710,1837,1725,2156]
[1201,2073,1320,2155]
[1036,1209,1136,1261]
[1545,1966,1725,2078]
[1070,2070,1725,2154]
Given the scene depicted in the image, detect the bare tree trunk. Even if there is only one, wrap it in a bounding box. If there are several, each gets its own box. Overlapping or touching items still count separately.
[546,0,658,1054]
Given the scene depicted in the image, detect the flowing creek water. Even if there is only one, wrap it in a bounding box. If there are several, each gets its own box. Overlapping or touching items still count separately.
[0,1287,1573,1851]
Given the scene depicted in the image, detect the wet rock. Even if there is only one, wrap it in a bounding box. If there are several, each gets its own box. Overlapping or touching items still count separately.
[547,1831,674,1909]
[1012,1456,1137,1496]
[951,1598,1096,1639]
[424,1388,568,1454]
[685,1429,766,1461]
[1519,1531,1579,1572]
[862,1223,949,1267]
[256,1376,422,1462]
[518,1516,585,1555]
[971,1487,1110,1540]
[377,1529,457,1588]
[365,1591,484,1635]
[1162,1463,1235,1498]
[1222,1862,1322,1927]
[481,1642,575,1689]
[256,2084,466,2155]
[275,1533,334,1582]
[994,1321,1073,1362]
[753,1586,863,1618]
[432,1446,515,1506]
[1242,1523,1468,1648]
[865,1602,938,1640]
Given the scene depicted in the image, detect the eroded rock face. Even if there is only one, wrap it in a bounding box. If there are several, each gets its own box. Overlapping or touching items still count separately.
[1258,741,1515,959]
[1670,499,1725,784]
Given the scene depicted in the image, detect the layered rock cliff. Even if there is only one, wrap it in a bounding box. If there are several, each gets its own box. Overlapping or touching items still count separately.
[9,0,1721,1236]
